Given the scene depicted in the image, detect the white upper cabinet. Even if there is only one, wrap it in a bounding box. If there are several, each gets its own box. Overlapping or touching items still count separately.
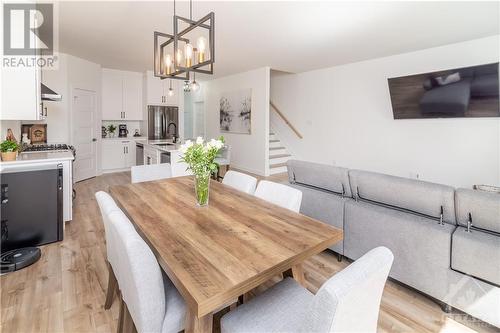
[102,69,143,120]
[145,71,179,106]
[0,4,43,121]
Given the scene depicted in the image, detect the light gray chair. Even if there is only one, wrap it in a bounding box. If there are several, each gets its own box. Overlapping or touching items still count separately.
[222,170,258,195]
[215,145,231,180]
[95,191,186,333]
[254,180,303,212]
[221,246,394,333]
[131,163,171,183]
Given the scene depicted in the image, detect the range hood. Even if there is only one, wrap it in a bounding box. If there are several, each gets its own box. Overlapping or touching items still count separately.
[41,83,61,101]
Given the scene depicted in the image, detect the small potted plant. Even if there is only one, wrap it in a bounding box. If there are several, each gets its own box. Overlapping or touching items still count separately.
[1,140,19,161]
[107,124,117,138]
[180,136,224,206]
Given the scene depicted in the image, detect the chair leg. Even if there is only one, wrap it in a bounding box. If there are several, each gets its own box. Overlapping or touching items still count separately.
[117,296,124,333]
[105,262,118,310]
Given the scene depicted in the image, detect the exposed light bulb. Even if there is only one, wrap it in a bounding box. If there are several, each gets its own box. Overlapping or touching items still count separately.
[185,43,193,67]
[176,49,183,66]
[164,54,172,75]
[191,80,200,92]
[197,37,207,63]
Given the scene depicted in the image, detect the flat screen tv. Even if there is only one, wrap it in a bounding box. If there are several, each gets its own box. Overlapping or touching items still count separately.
[388,62,499,119]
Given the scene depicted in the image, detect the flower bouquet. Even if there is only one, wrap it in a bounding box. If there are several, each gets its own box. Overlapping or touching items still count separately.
[180,136,224,206]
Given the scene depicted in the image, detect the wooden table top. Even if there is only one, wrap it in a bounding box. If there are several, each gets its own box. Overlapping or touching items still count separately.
[109,176,343,318]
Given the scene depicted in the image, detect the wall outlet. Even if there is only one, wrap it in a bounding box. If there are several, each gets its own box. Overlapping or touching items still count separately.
[409,172,420,179]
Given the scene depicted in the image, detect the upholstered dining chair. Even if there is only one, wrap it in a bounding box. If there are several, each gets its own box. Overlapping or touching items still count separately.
[95,191,186,333]
[95,191,121,309]
[215,145,231,180]
[254,180,303,212]
[131,163,172,183]
[222,170,258,195]
[221,246,394,333]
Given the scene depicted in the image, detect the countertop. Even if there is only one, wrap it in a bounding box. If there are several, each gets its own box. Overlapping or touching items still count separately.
[0,151,74,169]
[102,136,147,140]
[136,139,183,152]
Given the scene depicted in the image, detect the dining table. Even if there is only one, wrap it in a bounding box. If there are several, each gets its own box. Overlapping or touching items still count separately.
[109,176,343,333]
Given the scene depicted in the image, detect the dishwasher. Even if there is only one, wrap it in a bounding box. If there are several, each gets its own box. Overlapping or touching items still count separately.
[136,143,144,165]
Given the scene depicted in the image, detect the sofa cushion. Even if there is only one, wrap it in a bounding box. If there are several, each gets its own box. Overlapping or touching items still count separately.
[287,160,351,197]
[452,227,500,286]
[455,188,500,233]
[289,183,345,254]
[349,170,456,224]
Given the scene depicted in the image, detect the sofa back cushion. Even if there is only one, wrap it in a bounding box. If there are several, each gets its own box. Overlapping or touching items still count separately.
[455,188,500,233]
[349,170,456,224]
[287,160,352,197]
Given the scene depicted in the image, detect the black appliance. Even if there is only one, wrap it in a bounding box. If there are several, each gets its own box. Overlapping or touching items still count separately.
[148,106,179,140]
[119,124,129,138]
[1,164,64,255]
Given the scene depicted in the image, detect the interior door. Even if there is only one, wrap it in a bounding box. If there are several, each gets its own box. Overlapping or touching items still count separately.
[72,88,97,182]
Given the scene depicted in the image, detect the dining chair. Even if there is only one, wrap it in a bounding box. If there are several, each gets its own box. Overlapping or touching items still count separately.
[96,191,121,309]
[95,191,186,333]
[215,145,231,180]
[221,246,394,333]
[131,163,172,183]
[254,180,303,212]
[222,170,258,195]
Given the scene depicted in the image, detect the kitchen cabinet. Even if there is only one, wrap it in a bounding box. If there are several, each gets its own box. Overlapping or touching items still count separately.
[144,145,160,165]
[102,69,143,120]
[102,140,136,171]
[145,71,179,106]
[1,6,43,121]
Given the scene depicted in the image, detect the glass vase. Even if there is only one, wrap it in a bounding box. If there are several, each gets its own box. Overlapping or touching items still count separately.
[194,172,211,206]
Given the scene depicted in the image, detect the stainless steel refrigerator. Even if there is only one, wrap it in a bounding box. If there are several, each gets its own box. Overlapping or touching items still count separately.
[148,106,179,140]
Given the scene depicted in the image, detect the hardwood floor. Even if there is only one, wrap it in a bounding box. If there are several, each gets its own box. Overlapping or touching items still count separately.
[1,172,497,333]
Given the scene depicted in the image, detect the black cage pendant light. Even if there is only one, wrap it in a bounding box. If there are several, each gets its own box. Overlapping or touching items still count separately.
[154,0,215,80]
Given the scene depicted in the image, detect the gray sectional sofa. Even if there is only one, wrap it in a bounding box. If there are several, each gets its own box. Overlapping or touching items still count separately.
[286,159,500,328]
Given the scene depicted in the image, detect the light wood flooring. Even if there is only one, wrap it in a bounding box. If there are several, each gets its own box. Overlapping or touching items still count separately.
[1,172,498,333]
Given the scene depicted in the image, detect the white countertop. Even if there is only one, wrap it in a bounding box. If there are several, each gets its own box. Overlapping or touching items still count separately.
[136,139,183,152]
[0,151,74,169]
[102,136,147,140]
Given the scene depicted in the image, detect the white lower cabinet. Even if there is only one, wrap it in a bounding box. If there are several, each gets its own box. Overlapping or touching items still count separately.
[102,140,136,171]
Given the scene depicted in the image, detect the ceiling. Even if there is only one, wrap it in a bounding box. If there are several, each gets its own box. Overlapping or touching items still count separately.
[59,1,499,79]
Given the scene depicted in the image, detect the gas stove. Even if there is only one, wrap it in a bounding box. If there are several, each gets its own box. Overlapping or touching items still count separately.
[22,144,75,156]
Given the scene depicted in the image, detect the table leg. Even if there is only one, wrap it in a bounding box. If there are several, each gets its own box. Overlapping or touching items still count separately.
[291,263,306,287]
[185,309,213,333]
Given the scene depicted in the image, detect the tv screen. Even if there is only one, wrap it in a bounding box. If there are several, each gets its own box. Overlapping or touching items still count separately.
[388,63,499,119]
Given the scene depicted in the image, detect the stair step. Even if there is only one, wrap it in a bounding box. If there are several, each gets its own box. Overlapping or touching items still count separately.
[269,165,288,175]
[269,154,291,159]
[270,162,287,168]
[269,139,280,143]
[269,132,275,135]
[269,146,286,151]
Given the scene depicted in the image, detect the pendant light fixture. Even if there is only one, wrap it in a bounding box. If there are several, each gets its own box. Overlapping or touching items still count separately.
[153,0,215,81]
[168,80,175,96]
[191,73,200,92]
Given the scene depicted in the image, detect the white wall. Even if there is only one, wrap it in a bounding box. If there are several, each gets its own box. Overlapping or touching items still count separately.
[205,67,271,176]
[271,36,500,188]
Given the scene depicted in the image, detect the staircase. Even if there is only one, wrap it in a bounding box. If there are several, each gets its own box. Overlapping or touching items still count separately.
[269,131,292,175]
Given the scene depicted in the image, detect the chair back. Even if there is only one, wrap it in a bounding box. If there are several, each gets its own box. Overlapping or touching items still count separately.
[96,191,121,268]
[108,209,166,333]
[215,145,231,166]
[306,247,394,333]
[254,180,302,212]
[131,163,171,183]
[222,170,257,195]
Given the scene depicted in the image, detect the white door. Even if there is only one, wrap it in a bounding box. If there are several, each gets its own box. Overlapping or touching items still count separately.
[72,88,97,182]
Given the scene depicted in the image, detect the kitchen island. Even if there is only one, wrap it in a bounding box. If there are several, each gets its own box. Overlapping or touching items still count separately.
[135,139,192,177]
[0,151,74,223]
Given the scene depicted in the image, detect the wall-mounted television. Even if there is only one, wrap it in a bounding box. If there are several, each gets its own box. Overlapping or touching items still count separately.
[388,62,499,119]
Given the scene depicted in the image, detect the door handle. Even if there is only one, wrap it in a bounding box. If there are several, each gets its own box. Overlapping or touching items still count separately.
[92,138,97,142]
